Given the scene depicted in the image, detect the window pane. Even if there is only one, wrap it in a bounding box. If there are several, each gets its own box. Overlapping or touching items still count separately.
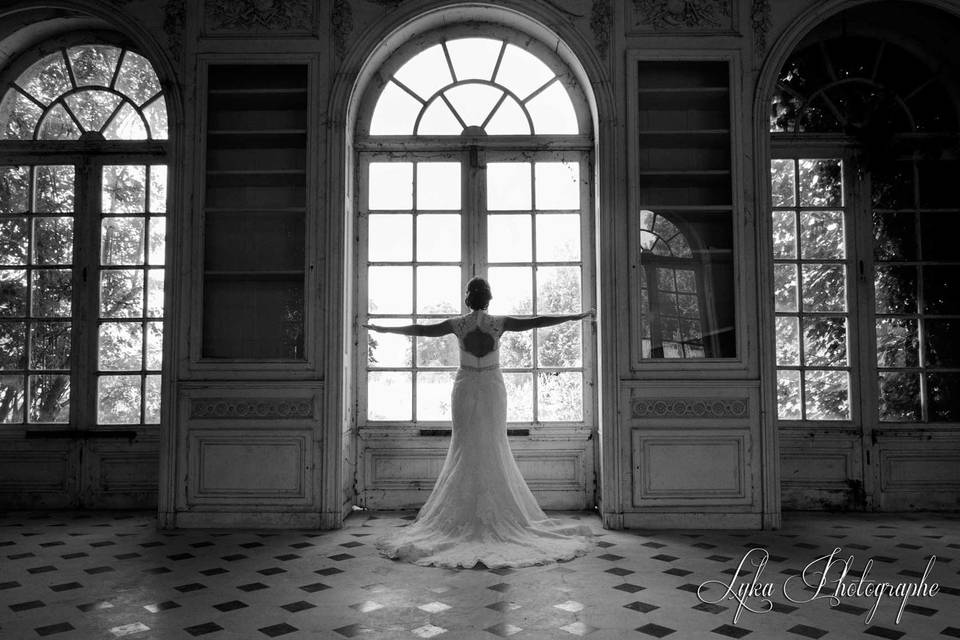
[537,323,581,367]
[393,45,452,101]
[99,269,144,318]
[417,215,460,262]
[34,165,74,213]
[368,266,411,314]
[416,163,460,211]
[485,97,530,135]
[878,372,920,422]
[0,322,26,369]
[0,218,28,264]
[802,264,845,312]
[487,266,532,315]
[0,166,30,212]
[97,374,140,424]
[536,266,580,314]
[34,217,72,265]
[925,319,960,367]
[64,90,121,132]
[535,162,579,210]
[370,81,421,136]
[804,370,849,420]
[38,104,81,140]
[417,100,463,135]
[148,217,166,265]
[416,331,458,368]
[32,269,72,317]
[799,210,844,259]
[874,266,917,314]
[775,316,799,366]
[416,371,455,421]
[143,100,168,139]
[802,317,847,366]
[920,211,960,261]
[488,214,531,263]
[101,217,145,265]
[68,45,120,88]
[922,266,960,314]
[149,165,167,213]
[102,165,146,213]
[144,374,161,424]
[444,84,503,128]
[527,82,578,135]
[21,54,72,104]
[114,51,161,105]
[29,374,69,423]
[98,322,143,370]
[873,211,916,261]
[495,44,554,101]
[146,321,163,370]
[875,318,919,368]
[777,370,802,419]
[770,159,796,206]
[368,214,412,262]
[487,163,531,211]
[798,159,842,207]
[30,322,70,370]
[366,318,412,368]
[367,371,412,421]
[773,264,798,312]
[368,162,413,210]
[446,38,502,82]
[102,103,147,140]
[416,266,460,314]
[0,91,42,140]
[538,371,582,421]
[771,210,796,259]
[503,372,533,422]
[0,375,24,423]
[146,269,164,317]
[928,373,960,422]
[499,331,532,368]
[0,270,27,316]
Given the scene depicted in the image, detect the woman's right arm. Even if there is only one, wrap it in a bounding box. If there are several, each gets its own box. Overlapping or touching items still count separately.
[363,319,453,337]
[502,309,594,332]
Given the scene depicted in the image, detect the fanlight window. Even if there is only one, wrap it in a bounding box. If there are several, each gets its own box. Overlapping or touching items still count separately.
[638,210,692,257]
[0,45,167,141]
[369,37,579,136]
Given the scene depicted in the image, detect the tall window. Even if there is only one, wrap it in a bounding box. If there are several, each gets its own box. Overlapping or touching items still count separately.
[770,32,960,425]
[0,44,167,427]
[358,29,592,427]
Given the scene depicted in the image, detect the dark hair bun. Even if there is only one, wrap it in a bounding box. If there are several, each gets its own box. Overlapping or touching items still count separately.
[465,276,492,310]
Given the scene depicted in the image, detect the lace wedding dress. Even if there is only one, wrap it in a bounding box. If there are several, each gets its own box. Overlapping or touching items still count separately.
[375,310,594,568]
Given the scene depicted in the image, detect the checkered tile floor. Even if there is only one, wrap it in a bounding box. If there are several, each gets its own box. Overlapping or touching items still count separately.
[0,510,958,639]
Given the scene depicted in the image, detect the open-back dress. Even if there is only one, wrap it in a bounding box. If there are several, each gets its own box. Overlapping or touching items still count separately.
[375,310,594,568]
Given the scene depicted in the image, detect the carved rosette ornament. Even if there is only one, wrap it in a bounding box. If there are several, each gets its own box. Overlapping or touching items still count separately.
[631,398,749,419]
[204,0,314,34]
[591,0,612,58]
[751,0,772,59]
[164,0,186,64]
[630,0,733,31]
[332,0,355,58]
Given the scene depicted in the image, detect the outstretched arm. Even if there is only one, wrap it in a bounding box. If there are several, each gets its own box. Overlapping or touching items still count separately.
[363,319,453,337]
[502,309,595,332]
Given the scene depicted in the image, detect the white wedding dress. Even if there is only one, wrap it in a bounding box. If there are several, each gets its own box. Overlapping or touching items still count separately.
[375,310,594,568]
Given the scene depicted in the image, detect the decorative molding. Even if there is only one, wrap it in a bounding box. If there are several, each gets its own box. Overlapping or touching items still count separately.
[332,0,355,58]
[190,398,315,419]
[164,0,186,64]
[751,0,772,59]
[630,0,732,31]
[590,0,612,59]
[631,397,749,419]
[204,0,314,34]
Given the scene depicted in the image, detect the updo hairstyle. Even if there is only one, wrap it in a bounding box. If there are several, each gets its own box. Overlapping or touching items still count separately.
[465,276,492,311]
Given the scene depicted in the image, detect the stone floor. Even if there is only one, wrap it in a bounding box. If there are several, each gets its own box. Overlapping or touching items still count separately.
[0,509,958,639]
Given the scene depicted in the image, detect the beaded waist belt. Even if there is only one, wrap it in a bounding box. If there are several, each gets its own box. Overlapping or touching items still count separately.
[458,363,500,371]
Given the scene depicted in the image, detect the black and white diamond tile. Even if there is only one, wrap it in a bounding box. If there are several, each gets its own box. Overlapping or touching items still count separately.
[0,511,957,639]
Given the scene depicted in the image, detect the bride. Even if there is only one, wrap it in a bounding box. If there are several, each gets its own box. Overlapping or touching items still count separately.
[364,277,595,568]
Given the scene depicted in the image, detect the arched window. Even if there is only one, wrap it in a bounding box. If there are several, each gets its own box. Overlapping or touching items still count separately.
[770,27,960,425]
[0,42,168,428]
[357,27,593,429]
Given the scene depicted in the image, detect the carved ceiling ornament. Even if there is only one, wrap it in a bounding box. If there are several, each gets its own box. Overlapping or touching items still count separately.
[332,0,355,58]
[204,0,314,33]
[751,0,772,59]
[631,0,732,31]
[591,0,612,58]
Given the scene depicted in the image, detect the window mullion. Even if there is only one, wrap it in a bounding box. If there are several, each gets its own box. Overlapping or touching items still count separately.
[466,148,485,286]
[73,159,99,431]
